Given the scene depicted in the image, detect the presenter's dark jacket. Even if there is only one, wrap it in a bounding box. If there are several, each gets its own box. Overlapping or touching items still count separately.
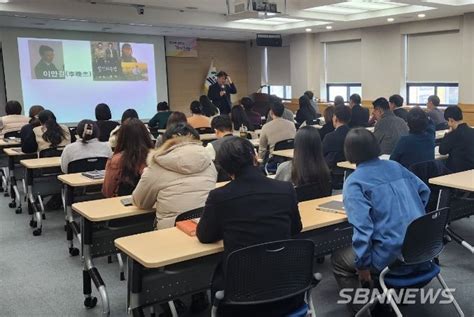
[34,61,62,79]
[96,120,120,142]
[323,125,350,169]
[349,104,369,128]
[439,123,474,172]
[207,82,237,115]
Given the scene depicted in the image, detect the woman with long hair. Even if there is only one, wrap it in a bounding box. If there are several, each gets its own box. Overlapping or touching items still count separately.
[319,105,336,141]
[102,118,153,197]
[23,109,71,153]
[199,95,219,117]
[230,104,252,131]
[108,108,140,148]
[61,119,112,173]
[275,126,332,195]
[295,94,317,128]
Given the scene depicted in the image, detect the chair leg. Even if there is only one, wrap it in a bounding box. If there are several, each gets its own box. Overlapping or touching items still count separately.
[436,274,465,317]
[306,289,317,316]
[378,268,403,317]
[167,301,178,317]
[117,253,125,281]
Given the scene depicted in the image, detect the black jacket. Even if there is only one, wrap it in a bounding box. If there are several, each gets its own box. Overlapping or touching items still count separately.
[319,122,335,141]
[96,120,119,142]
[323,125,350,169]
[439,123,474,173]
[349,104,369,128]
[20,123,38,153]
[197,166,302,259]
[295,106,317,127]
[207,82,237,115]
[393,107,408,122]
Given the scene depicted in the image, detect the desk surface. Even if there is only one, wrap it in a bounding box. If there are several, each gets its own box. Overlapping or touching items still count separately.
[72,196,153,221]
[0,138,21,147]
[58,172,104,187]
[20,157,61,169]
[272,149,294,159]
[429,169,474,192]
[3,147,27,156]
[115,194,346,268]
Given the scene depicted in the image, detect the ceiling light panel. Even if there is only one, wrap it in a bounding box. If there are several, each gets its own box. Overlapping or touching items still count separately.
[305,1,409,15]
[233,17,304,25]
[423,0,474,5]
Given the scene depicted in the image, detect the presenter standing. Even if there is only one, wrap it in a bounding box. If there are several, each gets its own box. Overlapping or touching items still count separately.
[208,71,237,115]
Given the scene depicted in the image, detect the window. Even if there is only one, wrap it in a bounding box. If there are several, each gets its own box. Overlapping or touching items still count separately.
[326,83,362,102]
[266,85,292,100]
[406,83,458,106]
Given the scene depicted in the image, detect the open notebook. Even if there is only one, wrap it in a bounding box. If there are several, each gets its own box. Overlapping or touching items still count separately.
[317,201,345,214]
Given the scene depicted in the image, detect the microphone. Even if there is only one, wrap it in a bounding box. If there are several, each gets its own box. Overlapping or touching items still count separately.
[221,84,226,96]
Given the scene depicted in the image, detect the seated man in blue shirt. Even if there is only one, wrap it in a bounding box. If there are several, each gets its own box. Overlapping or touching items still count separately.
[332,128,430,316]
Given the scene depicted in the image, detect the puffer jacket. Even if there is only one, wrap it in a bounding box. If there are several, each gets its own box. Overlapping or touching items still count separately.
[132,136,217,229]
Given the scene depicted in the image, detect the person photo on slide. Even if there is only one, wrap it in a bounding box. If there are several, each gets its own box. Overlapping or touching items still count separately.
[34,45,64,80]
[121,43,138,63]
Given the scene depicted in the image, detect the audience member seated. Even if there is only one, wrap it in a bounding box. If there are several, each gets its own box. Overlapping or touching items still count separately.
[102,118,153,197]
[241,97,261,130]
[304,90,320,115]
[389,94,408,122]
[20,105,44,153]
[323,105,351,169]
[108,109,139,148]
[348,93,369,128]
[23,109,71,153]
[94,103,119,142]
[259,101,296,161]
[439,106,474,172]
[0,100,30,137]
[372,97,409,154]
[200,95,219,117]
[276,126,332,194]
[60,120,112,173]
[390,107,435,168]
[148,101,172,130]
[231,102,252,132]
[319,105,335,141]
[187,100,211,129]
[266,95,295,124]
[197,137,303,316]
[154,111,187,148]
[295,94,318,128]
[426,95,448,129]
[334,95,345,107]
[205,115,235,161]
[132,123,217,229]
[332,128,430,316]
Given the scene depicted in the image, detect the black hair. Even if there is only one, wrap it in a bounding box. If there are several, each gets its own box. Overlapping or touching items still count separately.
[28,105,45,127]
[444,106,463,121]
[216,71,228,78]
[344,128,381,165]
[270,101,285,117]
[166,111,187,127]
[231,105,252,131]
[121,109,139,123]
[216,137,255,176]
[77,119,99,143]
[334,96,345,107]
[241,97,254,111]
[349,94,361,105]
[389,94,404,108]
[5,100,22,115]
[190,100,202,114]
[323,105,336,125]
[199,95,218,117]
[95,103,112,121]
[334,105,351,124]
[211,115,233,132]
[407,107,428,134]
[39,45,54,56]
[162,122,199,143]
[157,101,169,112]
[372,97,390,111]
[304,91,314,100]
[428,95,440,107]
[38,110,66,148]
[292,126,331,191]
[122,43,132,49]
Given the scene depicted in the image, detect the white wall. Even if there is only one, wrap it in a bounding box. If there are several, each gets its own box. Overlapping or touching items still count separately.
[0,48,6,116]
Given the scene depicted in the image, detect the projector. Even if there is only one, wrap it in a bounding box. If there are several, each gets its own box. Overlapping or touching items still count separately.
[252,0,278,13]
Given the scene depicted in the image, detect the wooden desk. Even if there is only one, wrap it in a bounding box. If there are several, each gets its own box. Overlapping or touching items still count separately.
[429,169,474,192]
[3,147,26,156]
[272,149,294,159]
[58,173,104,187]
[116,194,346,269]
[0,138,21,148]
[20,157,60,169]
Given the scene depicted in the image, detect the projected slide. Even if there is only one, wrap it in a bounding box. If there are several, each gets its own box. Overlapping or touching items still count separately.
[18,37,157,122]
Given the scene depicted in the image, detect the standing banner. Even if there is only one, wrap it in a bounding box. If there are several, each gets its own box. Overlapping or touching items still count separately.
[203,60,217,94]
[165,37,198,58]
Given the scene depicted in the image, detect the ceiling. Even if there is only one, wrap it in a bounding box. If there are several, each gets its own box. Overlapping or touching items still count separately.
[0,0,473,40]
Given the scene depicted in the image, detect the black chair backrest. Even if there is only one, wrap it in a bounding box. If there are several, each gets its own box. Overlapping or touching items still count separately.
[400,207,449,265]
[223,239,315,305]
[4,131,21,139]
[295,183,330,202]
[39,147,63,158]
[116,174,141,196]
[196,127,214,135]
[174,206,204,225]
[67,157,108,173]
[273,138,294,151]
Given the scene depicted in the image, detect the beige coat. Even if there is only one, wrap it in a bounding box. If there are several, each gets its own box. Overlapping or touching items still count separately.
[33,125,71,152]
[0,115,29,136]
[132,136,217,229]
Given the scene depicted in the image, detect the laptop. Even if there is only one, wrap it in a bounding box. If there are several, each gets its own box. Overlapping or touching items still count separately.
[317,200,345,214]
